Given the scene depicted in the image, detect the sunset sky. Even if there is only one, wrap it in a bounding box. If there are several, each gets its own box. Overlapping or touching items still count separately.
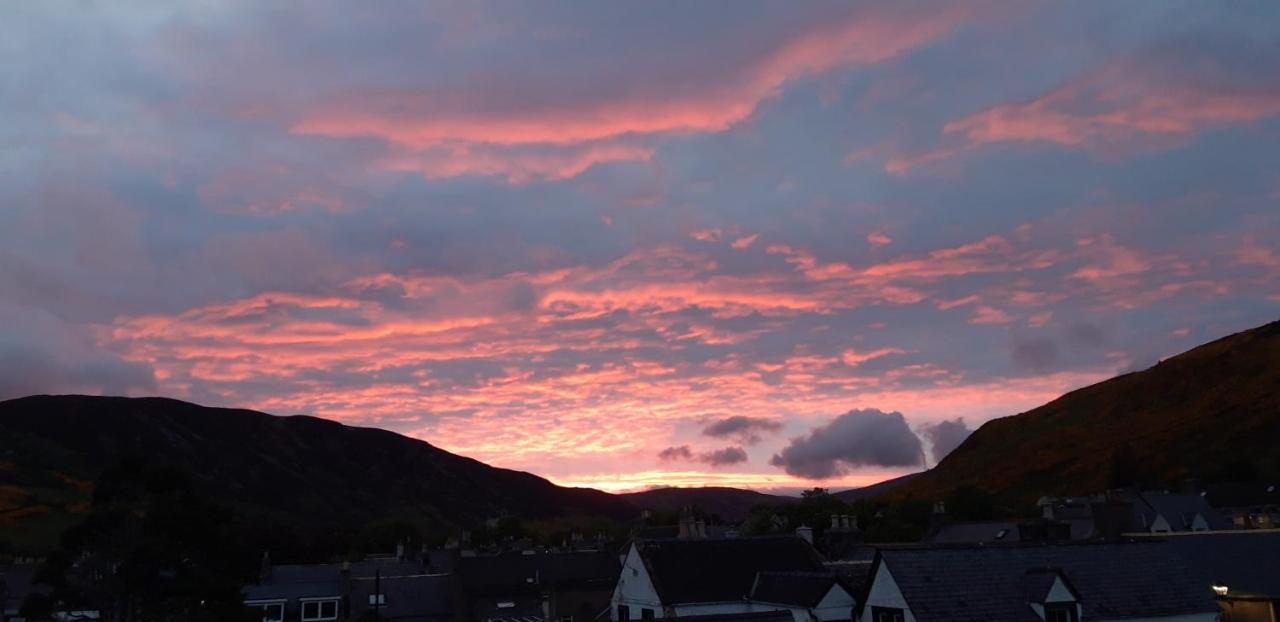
[3,2,1279,493]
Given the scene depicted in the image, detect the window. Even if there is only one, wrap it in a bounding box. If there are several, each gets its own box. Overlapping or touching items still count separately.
[618,605,630,621]
[1044,604,1078,622]
[369,593,387,606]
[641,609,654,621]
[248,602,284,622]
[870,607,905,622]
[301,599,340,621]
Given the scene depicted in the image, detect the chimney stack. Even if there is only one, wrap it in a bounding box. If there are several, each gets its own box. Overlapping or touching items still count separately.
[933,501,946,515]
[695,519,706,539]
[795,525,813,544]
[396,541,406,560]
[258,551,272,583]
[831,515,841,530]
[678,515,692,539]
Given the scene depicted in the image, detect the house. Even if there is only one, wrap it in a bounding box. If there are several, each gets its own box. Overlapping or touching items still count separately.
[1201,483,1280,529]
[2,563,36,622]
[611,536,856,622]
[1036,491,1233,535]
[1130,492,1232,533]
[1143,530,1280,622]
[243,554,456,622]
[927,520,1094,545]
[859,541,1221,622]
[457,551,620,622]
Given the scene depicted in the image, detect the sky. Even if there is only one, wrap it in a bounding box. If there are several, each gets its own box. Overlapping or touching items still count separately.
[3,1,1279,493]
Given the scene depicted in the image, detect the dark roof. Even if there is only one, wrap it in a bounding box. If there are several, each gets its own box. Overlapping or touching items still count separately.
[1133,493,1232,530]
[1201,482,1280,508]
[2,565,37,613]
[636,536,825,605]
[750,571,838,607]
[929,521,1015,544]
[474,596,545,622]
[877,541,1219,622]
[929,519,1093,544]
[668,611,794,622]
[825,561,874,597]
[459,551,620,595]
[1160,531,1280,598]
[243,559,428,602]
[351,573,455,621]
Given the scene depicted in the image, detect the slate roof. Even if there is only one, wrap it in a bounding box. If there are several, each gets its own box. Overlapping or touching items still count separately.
[635,536,825,605]
[1161,531,1280,598]
[876,541,1219,622]
[670,611,795,622]
[458,551,620,595]
[1133,492,1232,530]
[1,565,37,614]
[243,559,429,602]
[749,571,838,607]
[351,573,456,621]
[928,520,1094,544]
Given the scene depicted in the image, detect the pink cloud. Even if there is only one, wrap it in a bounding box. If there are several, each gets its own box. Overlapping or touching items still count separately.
[291,5,977,181]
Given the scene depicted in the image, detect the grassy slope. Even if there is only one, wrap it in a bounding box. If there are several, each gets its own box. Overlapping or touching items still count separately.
[896,320,1280,503]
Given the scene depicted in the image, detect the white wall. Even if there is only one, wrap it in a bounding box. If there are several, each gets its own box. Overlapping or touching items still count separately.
[859,563,916,622]
[812,584,855,622]
[611,543,664,620]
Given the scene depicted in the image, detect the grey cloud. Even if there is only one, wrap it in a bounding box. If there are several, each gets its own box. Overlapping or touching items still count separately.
[1012,336,1059,373]
[702,446,748,466]
[919,417,971,465]
[0,307,156,401]
[657,444,749,467]
[769,409,924,479]
[701,415,783,445]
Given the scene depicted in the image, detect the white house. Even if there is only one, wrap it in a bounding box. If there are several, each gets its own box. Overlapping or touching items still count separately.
[611,537,856,622]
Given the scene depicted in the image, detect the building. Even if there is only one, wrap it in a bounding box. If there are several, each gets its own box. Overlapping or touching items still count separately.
[611,536,856,622]
[860,541,1221,622]
[1201,483,1280,529]
[1142,530,1280,622]
[1036,491,1233,535]
[457,551,620,622]
[243,554,456,622]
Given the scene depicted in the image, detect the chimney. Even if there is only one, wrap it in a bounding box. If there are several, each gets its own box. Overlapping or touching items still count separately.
[928,502,948,533]
[848,515,859,531]
[258,551,272,583]
[396,541,406,561]
[831,515,841,530]
[795,525,813,545]
[695,519,706,539]
[933,501,946,515]
[677,516,692,539]
[340,560,352,601]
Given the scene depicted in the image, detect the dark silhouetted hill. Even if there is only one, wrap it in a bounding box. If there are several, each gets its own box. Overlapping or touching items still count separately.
[618,487,794,520]
[0,395,637,551]
[896,320,1280,503]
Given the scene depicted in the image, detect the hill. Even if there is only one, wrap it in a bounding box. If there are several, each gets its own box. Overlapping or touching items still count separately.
[832,472,921,503]
[896,319,1280,503]
[0,395,637,552]
[618,487,794,520]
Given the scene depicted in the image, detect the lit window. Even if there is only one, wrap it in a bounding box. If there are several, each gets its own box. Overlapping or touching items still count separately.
[369,593,387,606]
[302,599,340,621]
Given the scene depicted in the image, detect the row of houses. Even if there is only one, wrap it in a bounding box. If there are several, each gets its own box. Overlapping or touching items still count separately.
[613,530,1280,622]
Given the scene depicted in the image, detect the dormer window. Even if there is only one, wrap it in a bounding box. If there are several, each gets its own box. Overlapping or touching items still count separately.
[1044,603,1078,622]
[369,593,387,606]
[246,600,285,622]
[301,598,340,621]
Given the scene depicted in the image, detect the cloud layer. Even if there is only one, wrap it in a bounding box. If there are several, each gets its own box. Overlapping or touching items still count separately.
[3,2,1279,490]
